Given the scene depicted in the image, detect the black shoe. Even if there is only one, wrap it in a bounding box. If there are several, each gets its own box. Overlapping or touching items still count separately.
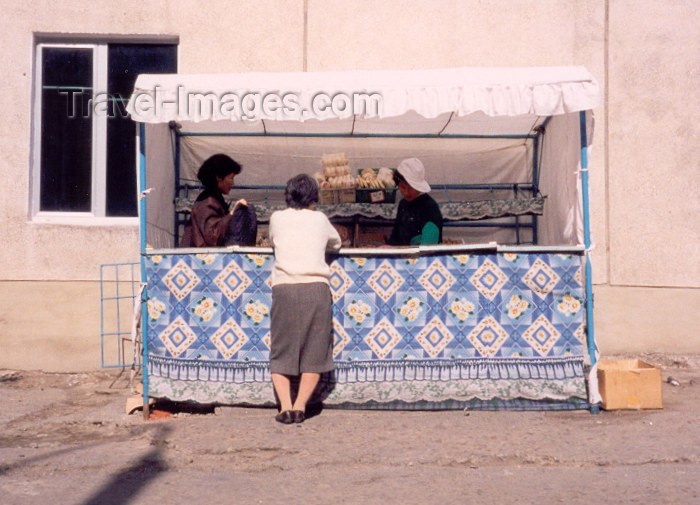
[275,410,294,424]
[291,410,305,423]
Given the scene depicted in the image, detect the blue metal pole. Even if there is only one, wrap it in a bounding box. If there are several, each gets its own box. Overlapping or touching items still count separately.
[231,183,537,191]
[174,130,181,246]
[579,111,599,413]
[532,134,540,194]
[115,265,121,365]
[532,129,543,244]
[178,131,537,140]
[138,122,150,420]
[100,266,105,368]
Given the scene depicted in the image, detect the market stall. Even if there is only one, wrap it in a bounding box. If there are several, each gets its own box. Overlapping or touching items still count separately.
[127,66,600,411]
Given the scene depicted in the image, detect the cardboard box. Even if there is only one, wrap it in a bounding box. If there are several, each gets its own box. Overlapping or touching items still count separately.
[597,359,663,410]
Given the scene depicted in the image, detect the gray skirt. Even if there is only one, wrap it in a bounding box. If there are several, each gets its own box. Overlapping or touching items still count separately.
[269,282,334,375]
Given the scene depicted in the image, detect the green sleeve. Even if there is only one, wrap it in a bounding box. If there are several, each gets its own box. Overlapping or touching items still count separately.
[410,221,440,245]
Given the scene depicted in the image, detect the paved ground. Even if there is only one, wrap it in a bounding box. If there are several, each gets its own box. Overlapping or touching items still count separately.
[1,353,699,505]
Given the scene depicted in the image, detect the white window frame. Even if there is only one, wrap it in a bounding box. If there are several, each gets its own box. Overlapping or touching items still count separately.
[31,42,138,225]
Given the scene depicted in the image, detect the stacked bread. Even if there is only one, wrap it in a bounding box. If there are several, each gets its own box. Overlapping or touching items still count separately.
[357,167,395,189]
[314,153,357,189]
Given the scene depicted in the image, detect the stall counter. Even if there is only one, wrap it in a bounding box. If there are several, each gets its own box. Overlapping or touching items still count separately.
[144,245,588,410]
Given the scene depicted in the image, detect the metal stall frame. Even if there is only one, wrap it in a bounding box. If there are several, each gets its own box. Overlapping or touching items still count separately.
[138,122,151,419]
[579,111,600,413]
[136,115,599,415]
[170,128,544,247]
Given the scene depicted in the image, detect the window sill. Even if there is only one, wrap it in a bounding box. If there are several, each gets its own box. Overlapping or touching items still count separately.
[31,213,139,227]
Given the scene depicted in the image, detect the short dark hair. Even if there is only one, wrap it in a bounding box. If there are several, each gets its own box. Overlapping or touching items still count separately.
[285,174,319,209]
[197,154,242,191]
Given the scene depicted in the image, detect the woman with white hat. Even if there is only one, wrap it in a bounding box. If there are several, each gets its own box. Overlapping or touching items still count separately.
[387,158,443,246]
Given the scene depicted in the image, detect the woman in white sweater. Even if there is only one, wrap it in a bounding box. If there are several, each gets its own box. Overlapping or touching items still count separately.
[268,174,342,424]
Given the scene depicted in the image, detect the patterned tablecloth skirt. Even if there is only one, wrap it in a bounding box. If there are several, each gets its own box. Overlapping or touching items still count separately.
[145,250,589,410]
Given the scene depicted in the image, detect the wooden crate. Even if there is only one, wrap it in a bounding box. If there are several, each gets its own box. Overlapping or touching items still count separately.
[337,188,356,204]
[319,189,335,204]
[356,188,396,204]
[319,188,356,205]
[597,359,663,410]
[356,168,397,203]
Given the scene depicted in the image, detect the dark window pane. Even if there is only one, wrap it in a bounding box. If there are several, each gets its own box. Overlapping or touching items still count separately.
[106,44,177,216]
[40,47,93,212]
[108,44,177,97]
[105,116,137,216]
[42,47,92,88]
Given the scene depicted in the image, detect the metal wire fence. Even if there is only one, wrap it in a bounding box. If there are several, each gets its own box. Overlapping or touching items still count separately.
[100,262,141,369]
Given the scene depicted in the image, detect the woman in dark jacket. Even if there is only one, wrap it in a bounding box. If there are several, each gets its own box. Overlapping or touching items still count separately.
[387,158,443,246]
[181,154,256,247]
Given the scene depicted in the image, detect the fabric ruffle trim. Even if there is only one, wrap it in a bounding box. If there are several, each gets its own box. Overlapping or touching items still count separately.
[148,374,587,405]
[148,355,584,384]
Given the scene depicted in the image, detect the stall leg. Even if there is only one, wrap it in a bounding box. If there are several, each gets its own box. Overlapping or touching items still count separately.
[138,122,151,420]
[353,215,360,247]
[579,111,600,415]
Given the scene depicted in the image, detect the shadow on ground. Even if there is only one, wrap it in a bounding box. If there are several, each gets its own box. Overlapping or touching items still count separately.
[79,424,173,505]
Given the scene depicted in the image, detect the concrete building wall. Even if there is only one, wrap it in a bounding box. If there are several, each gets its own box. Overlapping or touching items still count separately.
[607,0,700,287]
[0,0,698,371]
[0,0,305,282]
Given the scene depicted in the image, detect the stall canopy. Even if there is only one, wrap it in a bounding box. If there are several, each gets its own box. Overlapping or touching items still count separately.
[126,66,600,249]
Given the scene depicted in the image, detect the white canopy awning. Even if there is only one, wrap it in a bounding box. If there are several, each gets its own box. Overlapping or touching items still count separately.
[132,67,599,249]
[126,66,600,134]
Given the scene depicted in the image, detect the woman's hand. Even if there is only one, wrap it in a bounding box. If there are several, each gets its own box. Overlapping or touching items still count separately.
[230,198,248,214]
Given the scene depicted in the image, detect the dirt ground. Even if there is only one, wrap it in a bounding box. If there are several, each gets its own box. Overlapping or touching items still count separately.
[1,353,699,505]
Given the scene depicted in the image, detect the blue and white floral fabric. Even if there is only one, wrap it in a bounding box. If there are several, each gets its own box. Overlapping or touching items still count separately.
[145,251,588,407]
